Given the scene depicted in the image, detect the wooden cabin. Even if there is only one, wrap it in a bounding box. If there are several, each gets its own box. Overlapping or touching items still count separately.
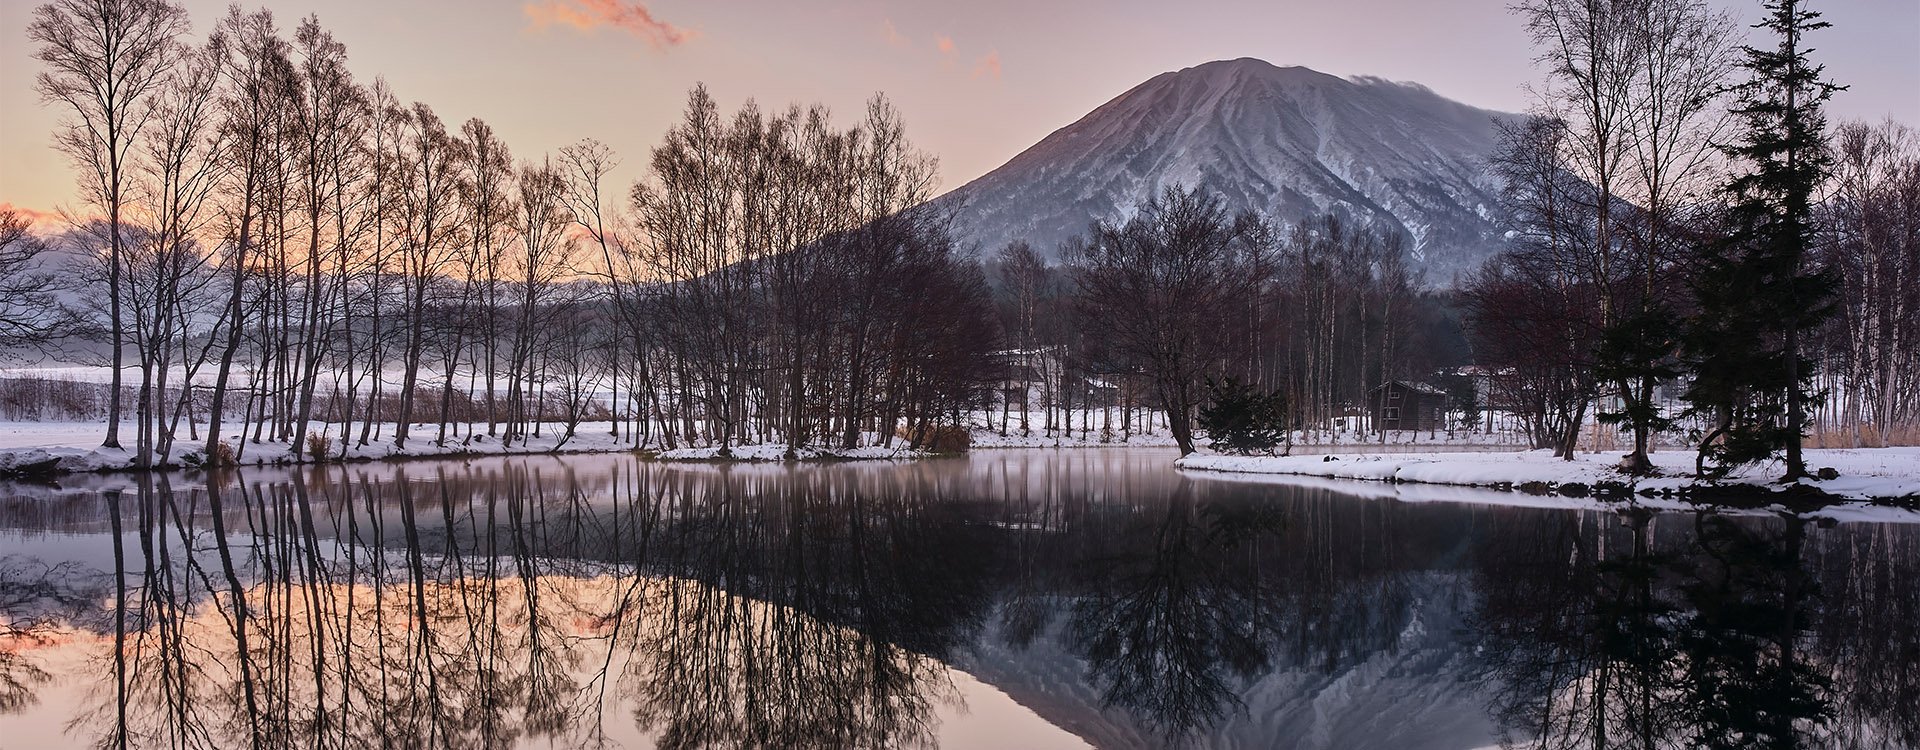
[1368,380,1448,432]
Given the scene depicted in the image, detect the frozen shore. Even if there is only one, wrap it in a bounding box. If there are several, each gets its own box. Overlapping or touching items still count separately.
[1177,447,1920,516]
[0,420,653,476]
[0,420,965,476]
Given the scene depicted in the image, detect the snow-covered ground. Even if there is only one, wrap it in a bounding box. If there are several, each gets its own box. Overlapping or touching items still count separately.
[0,420,937,475]
[968,430,1180,449]
[655,443,926,461]
[0,419,646,475]
[1178,447,1920,513]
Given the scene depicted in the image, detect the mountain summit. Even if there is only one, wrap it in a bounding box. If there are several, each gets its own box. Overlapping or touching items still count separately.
[936,58,1513,277]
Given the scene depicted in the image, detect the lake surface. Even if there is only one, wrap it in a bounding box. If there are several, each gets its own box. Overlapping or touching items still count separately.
[0,449,1914,749]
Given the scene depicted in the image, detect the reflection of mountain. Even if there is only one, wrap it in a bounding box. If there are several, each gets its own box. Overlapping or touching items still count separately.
[954,575,1493,750]
[2,452,1918,749]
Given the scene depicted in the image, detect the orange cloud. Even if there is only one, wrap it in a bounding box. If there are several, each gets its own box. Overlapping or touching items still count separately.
[524,0,693,48]
[972,50,1001,80]
[935,35,955,55]
[0,202,69,230]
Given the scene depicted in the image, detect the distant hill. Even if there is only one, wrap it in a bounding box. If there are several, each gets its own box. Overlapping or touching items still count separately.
[934,58,1515,280]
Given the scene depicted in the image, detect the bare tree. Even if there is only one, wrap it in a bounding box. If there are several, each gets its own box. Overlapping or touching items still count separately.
[202,6,293,462]
[504,161,576,446]
[389,102,464,448]
[1473,115,1607,458]
[1068,186,1268,455]
[462,119,515,440]
[29,0,190,449]
[557,139,623,439]
[1609,0,1738,472]
[0,211,77,358]
[126,34,227,467]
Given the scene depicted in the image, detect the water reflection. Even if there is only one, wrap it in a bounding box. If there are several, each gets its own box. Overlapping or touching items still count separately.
[0,451,1913,749]
[1473,510,1920,750]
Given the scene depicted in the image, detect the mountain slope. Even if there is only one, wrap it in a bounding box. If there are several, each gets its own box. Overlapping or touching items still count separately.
[936,58,1513,278]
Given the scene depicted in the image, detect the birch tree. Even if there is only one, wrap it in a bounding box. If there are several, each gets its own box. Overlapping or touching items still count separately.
[29,0,190,449]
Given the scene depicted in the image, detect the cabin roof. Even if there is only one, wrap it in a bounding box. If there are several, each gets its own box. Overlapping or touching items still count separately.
[1369,379,1447,396]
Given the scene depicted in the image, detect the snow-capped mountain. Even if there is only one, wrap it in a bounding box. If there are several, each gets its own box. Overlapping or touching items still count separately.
[935,58,1514,279]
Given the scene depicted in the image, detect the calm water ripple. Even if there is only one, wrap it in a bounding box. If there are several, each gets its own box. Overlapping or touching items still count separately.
[0,449,1913,749]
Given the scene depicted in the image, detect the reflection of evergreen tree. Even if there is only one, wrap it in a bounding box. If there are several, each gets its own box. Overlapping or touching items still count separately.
[1678,516,1830,749]
[1470,511,1688,749]
[1472,511,1841,750]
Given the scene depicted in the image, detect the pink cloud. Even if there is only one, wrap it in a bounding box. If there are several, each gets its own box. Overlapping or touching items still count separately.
[972,49,1001,80]
[881,19,909,48]
[524,0,693,48]
[935,35,955,55]
[0,202,69,230]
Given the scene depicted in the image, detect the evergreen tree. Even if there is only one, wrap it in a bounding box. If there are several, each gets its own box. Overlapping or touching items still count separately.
[1598,305,1684,474]
[1197,377,1288,455]
[1683,0,1842,481]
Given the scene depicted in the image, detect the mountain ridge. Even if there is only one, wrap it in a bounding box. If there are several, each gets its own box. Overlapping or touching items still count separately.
[934,58,1516,279]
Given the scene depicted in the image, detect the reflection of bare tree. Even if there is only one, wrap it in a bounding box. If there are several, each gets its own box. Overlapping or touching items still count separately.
[0,556,103,714]
[1063,480,1282,738]
[49,462,620,749]
[1805,521,1920,748]
[619,467,991,749]
[1472,510,1690,749]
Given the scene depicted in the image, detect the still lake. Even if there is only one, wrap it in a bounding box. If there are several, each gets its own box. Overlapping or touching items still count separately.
[0,448,1913,749]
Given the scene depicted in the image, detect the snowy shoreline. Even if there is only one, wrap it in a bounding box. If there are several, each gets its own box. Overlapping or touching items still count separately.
[0,421,951,477]
[1177,448,1920,516]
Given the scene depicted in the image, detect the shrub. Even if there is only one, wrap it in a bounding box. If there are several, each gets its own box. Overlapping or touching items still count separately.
[206,441,236,467]
[306,433,333,461]
[1197,376,1288,455]
[896,424,972,453]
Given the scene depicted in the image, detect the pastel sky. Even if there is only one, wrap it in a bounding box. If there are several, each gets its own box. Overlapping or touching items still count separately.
[3,0,1917,219]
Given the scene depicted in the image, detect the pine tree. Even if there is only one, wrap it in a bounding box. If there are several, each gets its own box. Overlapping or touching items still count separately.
[1197,377,1288,456]
[1683,0,1842,481]
[1597,305,1684,475]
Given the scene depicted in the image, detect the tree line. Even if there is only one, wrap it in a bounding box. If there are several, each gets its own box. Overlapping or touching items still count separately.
[10,0,998,468]
[1462,0,1919,477]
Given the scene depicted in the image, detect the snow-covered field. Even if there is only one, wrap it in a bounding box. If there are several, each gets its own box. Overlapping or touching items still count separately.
[1178,447,1920,513]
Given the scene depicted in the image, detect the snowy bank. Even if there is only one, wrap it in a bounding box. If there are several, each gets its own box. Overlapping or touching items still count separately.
[0,420,953,476]
[654,443,926,462]
[0,421,645,476]
[968,431,1180,449]
[1177,447,1920,511]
